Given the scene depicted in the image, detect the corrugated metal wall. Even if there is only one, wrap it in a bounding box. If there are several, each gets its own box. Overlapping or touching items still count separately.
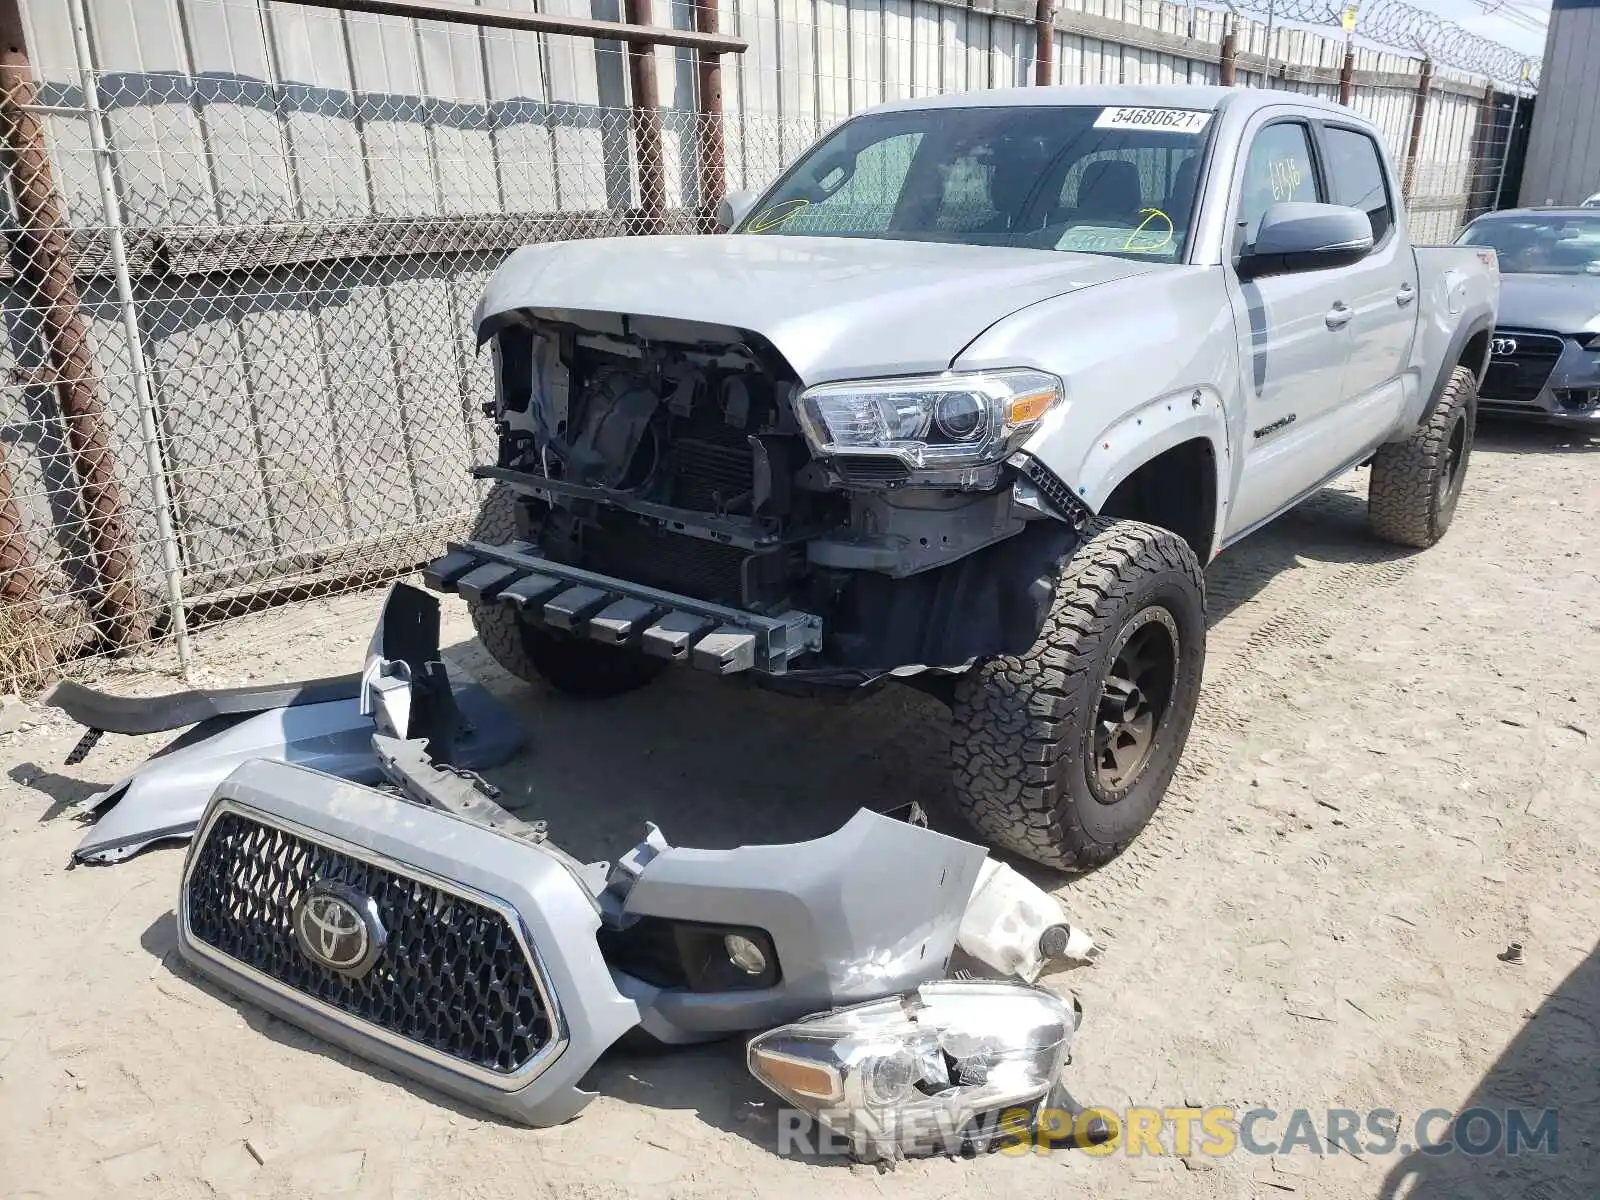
[1520,0,1600,206]
[0,0,1511,681]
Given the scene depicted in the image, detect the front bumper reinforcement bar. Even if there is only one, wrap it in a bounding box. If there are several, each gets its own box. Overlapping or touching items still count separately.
[426,540,822,676]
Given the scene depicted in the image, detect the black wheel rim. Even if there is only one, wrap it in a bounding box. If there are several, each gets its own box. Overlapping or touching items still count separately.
[1090,607,1180,800]
[1438,412,1469,518]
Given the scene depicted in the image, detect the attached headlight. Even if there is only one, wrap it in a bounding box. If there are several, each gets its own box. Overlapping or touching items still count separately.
[793,369,1064,471]
[747,979,1078,1160]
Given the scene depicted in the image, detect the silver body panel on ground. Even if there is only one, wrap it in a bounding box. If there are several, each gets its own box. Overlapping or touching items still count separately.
[69,680,523,864]
[176,758,990,1119]
[612,810,988,1043]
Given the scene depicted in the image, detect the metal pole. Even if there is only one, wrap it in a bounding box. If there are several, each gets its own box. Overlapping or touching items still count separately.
[1263,0,1276,80]
[1338,44,1355,105]
[1492,70,1525,211]
[1219,19,1237,87]
[289,0,746,53]
[0,0,146,648]
[0,435,41,606]
[694,0,726,232]
[1034,0,1055,86]
[623,0,666,233]
[67,0,191,675]
[1401,56,1433,203]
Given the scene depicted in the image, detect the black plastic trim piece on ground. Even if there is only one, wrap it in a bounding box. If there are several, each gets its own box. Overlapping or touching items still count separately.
[41,674,364,737]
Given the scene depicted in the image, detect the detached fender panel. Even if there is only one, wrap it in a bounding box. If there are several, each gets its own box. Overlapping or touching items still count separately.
[617,811,988,1043]
[70,681,524,865]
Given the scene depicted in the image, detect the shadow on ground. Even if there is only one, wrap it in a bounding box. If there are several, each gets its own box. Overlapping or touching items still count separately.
[1377,940,1600,1199]
[1476,416,1600,456]
[450,477,1409,865]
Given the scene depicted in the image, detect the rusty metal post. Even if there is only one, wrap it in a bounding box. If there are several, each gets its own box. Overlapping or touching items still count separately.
[624,0,667,233]
[0,0,145,648]
[1338,45,1355,105]
[1218,21,1237,87]
[694,0,725,232]
[0,437,40,605]
[1402,57,1434,203]
[1034,0,1055,86]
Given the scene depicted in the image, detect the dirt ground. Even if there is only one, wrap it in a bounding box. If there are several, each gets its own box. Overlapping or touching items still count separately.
[1,419,1597,1200]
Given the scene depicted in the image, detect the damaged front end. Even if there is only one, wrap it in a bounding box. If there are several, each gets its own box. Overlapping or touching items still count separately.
[433,307,1092,684]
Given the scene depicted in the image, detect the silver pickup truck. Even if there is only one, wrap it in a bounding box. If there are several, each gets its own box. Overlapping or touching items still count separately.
[431,84,1501,871]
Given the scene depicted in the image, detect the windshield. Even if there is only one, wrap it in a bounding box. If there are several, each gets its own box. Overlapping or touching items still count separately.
[1456,214,1600,275]
[740,105,1212,263]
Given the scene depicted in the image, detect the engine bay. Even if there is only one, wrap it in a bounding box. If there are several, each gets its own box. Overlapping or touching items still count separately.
[478,311,1080,674]
[488,315,854,615]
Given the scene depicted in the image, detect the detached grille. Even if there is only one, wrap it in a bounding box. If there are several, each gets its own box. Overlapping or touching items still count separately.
[1482,330,1565,404]
[184,810,554,1076]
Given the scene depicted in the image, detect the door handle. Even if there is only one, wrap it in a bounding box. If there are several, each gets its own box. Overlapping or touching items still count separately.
[1325,303,1353,330]
[1396,283,1415,307]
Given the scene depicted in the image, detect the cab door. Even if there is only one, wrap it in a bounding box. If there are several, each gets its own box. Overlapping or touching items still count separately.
[1314,122,1418,458]
[1222,117,1355,540]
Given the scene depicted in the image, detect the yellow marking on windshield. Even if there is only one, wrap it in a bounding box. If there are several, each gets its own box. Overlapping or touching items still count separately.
[747,198,811,232]
[1124,208,1174,252]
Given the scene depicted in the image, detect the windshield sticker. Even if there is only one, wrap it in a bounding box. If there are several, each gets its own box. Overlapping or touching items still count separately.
[1093,107,1211,134]
[746,198,810,232]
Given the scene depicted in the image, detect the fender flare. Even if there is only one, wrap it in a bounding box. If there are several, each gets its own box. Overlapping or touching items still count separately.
[1419,314,1493,425]
[1068,389,1229,515]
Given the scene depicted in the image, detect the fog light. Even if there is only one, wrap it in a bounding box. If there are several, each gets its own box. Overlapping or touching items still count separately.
[1558,388,1600,412]
[725,933,768,976]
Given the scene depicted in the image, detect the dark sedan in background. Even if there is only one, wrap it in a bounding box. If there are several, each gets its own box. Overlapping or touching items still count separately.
[1455,209,1600,428]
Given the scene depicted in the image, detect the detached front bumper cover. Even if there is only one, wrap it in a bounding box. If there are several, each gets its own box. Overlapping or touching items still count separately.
[175,756,988,1126]
[76,582,1092,1133]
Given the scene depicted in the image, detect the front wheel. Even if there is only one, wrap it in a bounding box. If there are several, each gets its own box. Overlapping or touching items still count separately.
[1367,365,1476,549]
[949,519,1207,871]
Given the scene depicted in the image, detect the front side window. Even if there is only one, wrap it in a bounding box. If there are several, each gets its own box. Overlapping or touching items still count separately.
[741,104,1214,263]
[1323,127,1394,243]
[1238,122,1320,243]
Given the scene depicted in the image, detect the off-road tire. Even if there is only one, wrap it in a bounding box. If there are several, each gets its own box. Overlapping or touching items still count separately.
[949,519,1207,871]
[464,484,665,698]
[1368,365,1476,549]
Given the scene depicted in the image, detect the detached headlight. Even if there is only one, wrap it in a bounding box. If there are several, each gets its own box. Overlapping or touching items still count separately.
[793,369,1063,470]
[747,979,1077,1159]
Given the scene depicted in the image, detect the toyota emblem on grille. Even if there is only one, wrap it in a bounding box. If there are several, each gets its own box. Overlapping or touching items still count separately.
[1491,336,1518,356]
[292,882,386,978]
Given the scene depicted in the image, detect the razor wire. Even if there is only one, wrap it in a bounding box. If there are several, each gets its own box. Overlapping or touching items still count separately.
[1212,0,1539,86]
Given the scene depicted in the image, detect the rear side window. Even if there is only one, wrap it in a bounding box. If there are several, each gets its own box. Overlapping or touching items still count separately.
[1239,122,1321,242]
[1323,127,1394,244]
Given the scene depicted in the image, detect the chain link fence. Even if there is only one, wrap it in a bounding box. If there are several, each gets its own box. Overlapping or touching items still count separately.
[0,0,1537,690]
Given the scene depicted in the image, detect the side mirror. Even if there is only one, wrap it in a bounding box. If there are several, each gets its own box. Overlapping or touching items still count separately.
[1237,202,1374,280]
[716,189,759,232]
